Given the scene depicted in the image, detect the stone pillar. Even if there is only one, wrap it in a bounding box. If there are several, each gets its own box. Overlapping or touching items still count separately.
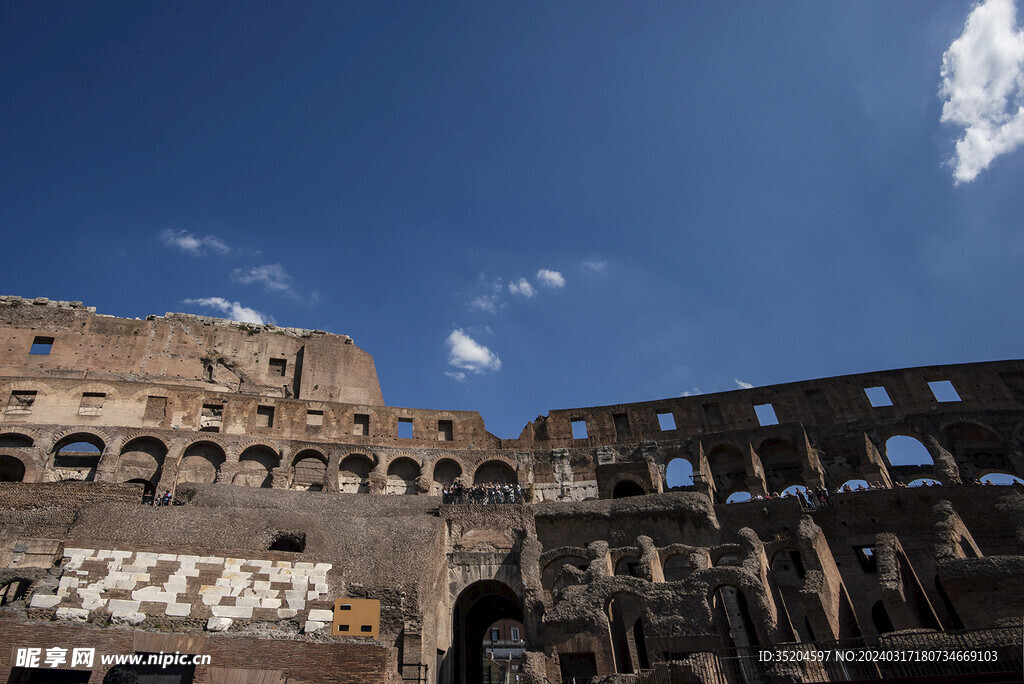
[156,439,188,492]
[216,442,241,484]
[798,426,826,489]
[744,443,767,497]
[93,431,125,483]
[924,434,962,485]
[325,449,341,492]
[858,433,892,487]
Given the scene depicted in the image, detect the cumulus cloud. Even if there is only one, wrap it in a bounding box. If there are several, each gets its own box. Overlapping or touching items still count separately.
[445,371,467,382]
[183,297,270,324]
[446,329,502,374]
[160,229,231,255]
[582,260,608,273]
[232,263,299,298]
[536,269,566,288]
[734,378,754,390]
[940,0,1024,183]
[508,278,536,297]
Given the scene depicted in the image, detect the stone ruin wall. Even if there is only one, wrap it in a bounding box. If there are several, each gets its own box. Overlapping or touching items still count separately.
[1,297,1023,683]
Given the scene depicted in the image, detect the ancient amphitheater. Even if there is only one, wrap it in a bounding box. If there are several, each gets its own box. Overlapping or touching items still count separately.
[1,295,1022,684]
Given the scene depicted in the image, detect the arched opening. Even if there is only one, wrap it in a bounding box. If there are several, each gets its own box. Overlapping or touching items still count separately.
[726,491,752,503]
[614,556,642,578]
[117,437,167,494]
[908,478,942,487]
[708,445,747,504]
[839,479,870,492]
[0,434,33,448]
[474,460,517,485]
[665,457,694,488]
[433,458,463,492]
[606,593,649,673]
[612,481,645,498]
[712,585,759,650]
[292,450,326,491]
[233,446,279,488]
[449,580,523,684]
[541,556,588,600]
[339,454,373,493]
[0,454,26,482]
[663,554,692,582]
[760,439,802,495]
[52,434,104,481]
[980,472,1024,485]
[945,423,1012,481]
[769,549,812,642]
[871,601,894,635]
[885,435,933,467]
[177,442,225,484]
[386,457,421,495]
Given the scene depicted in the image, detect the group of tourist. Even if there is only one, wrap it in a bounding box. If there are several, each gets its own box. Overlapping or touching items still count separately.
[442,482,525,505]
[149,490,173,506]
[731,475,1023,507]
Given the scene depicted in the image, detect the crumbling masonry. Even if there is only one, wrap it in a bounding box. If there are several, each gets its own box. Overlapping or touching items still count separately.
[1,296,1022,683]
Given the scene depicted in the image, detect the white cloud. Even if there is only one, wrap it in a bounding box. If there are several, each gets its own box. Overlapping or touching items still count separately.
[470,294,500,314]
[536,269,566,288]
[508,278,536,297]
[734,378,754,390]
[160,229,231,255]
[183,297,270,325]
[232,263,299,298]
[446,329,502,373]
[940,0,1024,183]
[445,371,467,382]
[582,260,608,273]
[681,387,702,397]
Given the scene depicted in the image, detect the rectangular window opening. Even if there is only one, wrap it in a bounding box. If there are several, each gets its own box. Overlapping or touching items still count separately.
[29,336,53,355]
[398,417,413,439]
[928,380,962,403]
[510,627,520,641]
[306,409,324,427]
[491,628,500,641]
[754,403,779,426]
[269,358,287,376]
[864,386,893,407]
[571,419,588,440]
[339,604,351,610]
[613,413,631,439]
[338,624,349,631]
[657,412,677,431]
[79,392,105,416]
[438,419,454,442]
[200,403,223,432]
[353,413,369,435]
[360,625,373,633]
[256,405,275,428]
[6,390,36,414]
[703,403,724,427]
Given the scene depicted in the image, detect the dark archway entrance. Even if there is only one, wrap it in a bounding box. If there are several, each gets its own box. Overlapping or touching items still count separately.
[613,481,644,498]
[451,580,523,684]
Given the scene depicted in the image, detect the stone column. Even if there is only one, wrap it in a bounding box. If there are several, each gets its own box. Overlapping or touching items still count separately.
[925,434,962,485]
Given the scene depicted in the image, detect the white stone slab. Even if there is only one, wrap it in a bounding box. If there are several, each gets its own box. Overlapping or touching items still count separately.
[286,598,306,611]
[294,562,314,570]
[306,591,320,601]
[303,620,325,633]
[82,596,107,610]
[211,605,253,619]
[206,617,233,632]
[199,556,224,565]
[55,607,90,621]
[277,608,298,619]
[111,612,145,625]
[30,594,61,609]
[165,603,192,617]
[157,553,177,561]
[108,599,140,613]
[63,548,87,557]
[307,609,334,622]
[260,598,282,609]
[313,563,332,573]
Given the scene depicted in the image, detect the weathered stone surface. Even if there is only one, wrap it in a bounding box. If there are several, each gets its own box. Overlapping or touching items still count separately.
[206,617,233,632]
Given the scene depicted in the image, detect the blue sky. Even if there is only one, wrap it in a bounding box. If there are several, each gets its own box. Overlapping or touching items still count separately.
[2,1,1023,438]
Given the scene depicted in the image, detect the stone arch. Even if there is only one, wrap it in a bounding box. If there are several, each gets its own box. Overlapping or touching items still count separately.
[0,432,34,448]
[176,441,225,484]
[233,445,279,488]
[707,444,748,503]
[386,456,421,495]
[51,432,105,481]
[943,422,1014,480]
[613,555,643,577]
[883,434,936,484]
[665,455,695,489]
[125,477,157,504]
[606,591,650,673]
[726,491,752,503]
[662,553,694,582]
[339,453,373,493]
[432,458,463,485]
[540,551,589,598]
[292,449,327,491]
[612,479,646,498]
[473,460,517,485]
[0,454,27,482]
[116,436,167,488]
[450,580,524,684]
[758,438,803,495]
